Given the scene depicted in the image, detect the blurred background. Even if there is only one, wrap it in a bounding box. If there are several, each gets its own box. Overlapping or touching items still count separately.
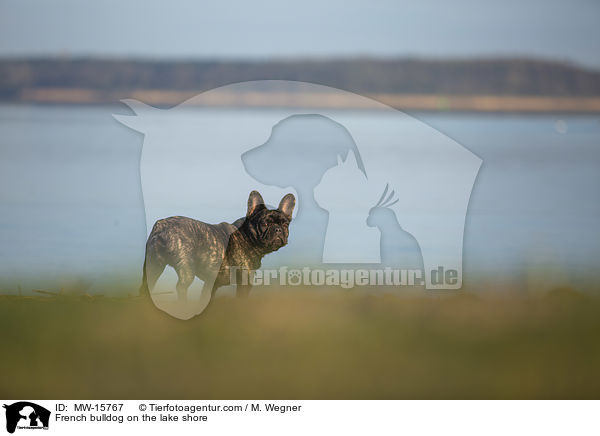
[1,0,599,294]
[0,0,599,398]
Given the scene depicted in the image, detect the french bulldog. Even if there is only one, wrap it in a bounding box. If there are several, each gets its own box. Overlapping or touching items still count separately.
[140,191,295,301]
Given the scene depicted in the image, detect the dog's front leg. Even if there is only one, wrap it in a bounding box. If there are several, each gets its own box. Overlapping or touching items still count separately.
[236,284,252,297]
[235,268,254,297]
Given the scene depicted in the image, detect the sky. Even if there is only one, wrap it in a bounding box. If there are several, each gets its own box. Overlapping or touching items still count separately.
[0,0,599,68]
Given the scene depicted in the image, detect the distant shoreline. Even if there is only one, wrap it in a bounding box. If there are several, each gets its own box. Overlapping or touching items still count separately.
[8,88,600,113]
[3,57,600,112]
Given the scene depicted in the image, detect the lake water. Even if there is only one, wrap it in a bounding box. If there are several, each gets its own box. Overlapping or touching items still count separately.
[0,104,599,294]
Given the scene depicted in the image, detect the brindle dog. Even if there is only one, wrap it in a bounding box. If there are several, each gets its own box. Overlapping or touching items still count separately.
[140,191,295,300]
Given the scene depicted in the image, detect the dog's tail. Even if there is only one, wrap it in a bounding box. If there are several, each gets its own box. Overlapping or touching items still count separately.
[139,256,149,297]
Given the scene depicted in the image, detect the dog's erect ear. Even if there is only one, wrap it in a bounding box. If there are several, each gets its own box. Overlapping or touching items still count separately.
[278,193,296,220]
[247,190,265,216]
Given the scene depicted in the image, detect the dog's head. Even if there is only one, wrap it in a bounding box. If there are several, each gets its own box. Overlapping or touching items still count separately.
[241,191,295,253]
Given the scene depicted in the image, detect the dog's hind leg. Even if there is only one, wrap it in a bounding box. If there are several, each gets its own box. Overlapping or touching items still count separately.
[174,263,195,301]
[140,234,168,296]
[145,255,166,294]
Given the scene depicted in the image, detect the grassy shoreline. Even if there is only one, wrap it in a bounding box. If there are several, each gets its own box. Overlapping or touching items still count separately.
[1,288,599,399]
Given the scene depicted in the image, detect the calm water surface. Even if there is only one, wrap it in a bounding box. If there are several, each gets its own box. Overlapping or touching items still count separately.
[0,104,598,293]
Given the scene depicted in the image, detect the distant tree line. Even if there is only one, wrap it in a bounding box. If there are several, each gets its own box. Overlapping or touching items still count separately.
[1,57,600,99]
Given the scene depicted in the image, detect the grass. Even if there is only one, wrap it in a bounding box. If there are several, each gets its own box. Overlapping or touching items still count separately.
[1,287,600,399]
